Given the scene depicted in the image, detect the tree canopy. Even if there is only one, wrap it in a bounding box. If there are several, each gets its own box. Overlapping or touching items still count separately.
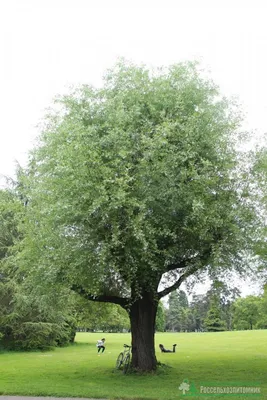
[17,60,260,371]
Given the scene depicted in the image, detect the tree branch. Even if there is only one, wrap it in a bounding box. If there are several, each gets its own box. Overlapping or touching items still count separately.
[164,251,211,272]
[165,256,195,272]
[157,264,203,299]
[158,248,212,299]
[71,285,129,308]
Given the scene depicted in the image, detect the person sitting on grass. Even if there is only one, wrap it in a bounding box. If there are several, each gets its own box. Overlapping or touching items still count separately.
[96,338,106,353]
[159,343,177,353]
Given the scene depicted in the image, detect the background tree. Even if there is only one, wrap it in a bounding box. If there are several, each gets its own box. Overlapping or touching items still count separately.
[189,294,209,331]
[155,301,166,332]
[232,296,261,330]
[204,280,241,331]
[18,60,259,371]
[256,284,267,329]
[166,290,189,331]
[75,299,129,332]
[0,188,76,350]
[204,297,226,332]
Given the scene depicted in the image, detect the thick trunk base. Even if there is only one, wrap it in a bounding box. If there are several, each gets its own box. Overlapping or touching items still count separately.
[129,293,158,372]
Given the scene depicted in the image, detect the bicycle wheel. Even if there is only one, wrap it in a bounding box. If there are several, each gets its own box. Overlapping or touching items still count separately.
[123,354,130,374]
[115,352,124,369]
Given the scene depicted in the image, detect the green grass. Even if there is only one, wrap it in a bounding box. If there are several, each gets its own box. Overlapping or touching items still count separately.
[0,331,266,400]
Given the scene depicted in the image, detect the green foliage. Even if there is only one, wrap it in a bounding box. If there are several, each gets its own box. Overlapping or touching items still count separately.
[0,188,77,351]
[204,297,226,332]
[164,282,242,333]
[102,304,130,332]
[205,280,241,331]
[155,301,166,332]
[56,317,77,345]
[256,284,267,328]
[232,296,261,330]
[1,320,76,351]
[166,290,190,332]
[0,279,15,321]
[4,322,60,351]
[3,61,262,371]
[188,293,209,331]
[75,298,130,332]
[0,189,23,261]
[19,60,257,301]
[0,281,77,350]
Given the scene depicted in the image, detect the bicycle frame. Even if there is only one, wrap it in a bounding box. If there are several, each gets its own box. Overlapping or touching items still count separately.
[115,344,132,373]
[122,344,131,358]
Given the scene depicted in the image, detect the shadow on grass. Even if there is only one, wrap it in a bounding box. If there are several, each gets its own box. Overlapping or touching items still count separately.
[112,361,173,377]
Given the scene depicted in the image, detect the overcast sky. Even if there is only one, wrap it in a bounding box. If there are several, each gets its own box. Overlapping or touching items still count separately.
[1,0,266,295]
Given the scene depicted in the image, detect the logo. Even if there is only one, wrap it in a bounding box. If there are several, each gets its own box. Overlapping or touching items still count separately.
[179,379,190,395]
[178,379,261,396]
[178,379,198,396]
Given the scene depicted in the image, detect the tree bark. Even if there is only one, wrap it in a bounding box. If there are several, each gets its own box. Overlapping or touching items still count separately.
[129,292,158,371]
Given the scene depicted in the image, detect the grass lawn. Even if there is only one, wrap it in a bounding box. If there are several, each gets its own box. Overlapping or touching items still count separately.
[0,330,266,400]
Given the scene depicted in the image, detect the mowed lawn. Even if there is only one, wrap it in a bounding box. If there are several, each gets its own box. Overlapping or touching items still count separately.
[0,331,267,400]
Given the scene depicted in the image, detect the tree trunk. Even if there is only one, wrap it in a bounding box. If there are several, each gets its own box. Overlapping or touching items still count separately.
[129,292,158,372]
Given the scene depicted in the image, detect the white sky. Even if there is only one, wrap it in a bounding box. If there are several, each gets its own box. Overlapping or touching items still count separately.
[1,0,266,295]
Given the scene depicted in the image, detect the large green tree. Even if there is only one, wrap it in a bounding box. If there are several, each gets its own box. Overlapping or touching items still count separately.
[20,61,258,371]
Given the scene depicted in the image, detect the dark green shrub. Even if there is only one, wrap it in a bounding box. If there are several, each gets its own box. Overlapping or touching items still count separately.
[2,322,58,350]
[1,320,77,351]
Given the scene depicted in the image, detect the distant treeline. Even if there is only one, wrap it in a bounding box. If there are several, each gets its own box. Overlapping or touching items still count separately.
[163,283,267,332]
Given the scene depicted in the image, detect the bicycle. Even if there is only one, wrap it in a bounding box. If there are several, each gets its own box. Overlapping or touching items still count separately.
[115,344,131,374]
